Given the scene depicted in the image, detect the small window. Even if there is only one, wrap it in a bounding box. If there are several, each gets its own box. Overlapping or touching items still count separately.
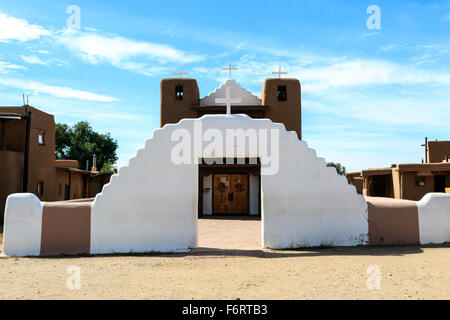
[37,181,44,196]
[38,134,45,145]
[64,184,70,200]
[175,86,184,101]
[277,86,287,101]
[415,176,426,187]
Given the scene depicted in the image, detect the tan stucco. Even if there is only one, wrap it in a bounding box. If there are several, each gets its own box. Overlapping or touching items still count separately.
[0,151,23,221]
[428,140,450,163]
[160,78,199,128]
[262,78,302,139]
[366,197,420,246]
[40,201,92,256]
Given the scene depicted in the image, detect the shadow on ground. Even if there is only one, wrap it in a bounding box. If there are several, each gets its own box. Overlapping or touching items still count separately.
[2,244,449,260]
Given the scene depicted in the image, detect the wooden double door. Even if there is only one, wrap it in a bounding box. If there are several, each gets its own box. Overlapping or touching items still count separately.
[213,174,249,214]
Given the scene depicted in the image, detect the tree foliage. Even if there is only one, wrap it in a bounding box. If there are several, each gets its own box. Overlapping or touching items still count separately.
[55,121,118,172]
[327,162,347,176]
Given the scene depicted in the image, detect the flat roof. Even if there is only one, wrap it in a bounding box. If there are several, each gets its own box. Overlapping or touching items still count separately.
[359,162,450,176]
[361,168,393,176]
[56,166,114,176]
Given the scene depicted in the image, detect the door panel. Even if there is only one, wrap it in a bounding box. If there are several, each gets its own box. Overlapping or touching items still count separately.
[213,174,249,214]
[214,174,231,214]
[231,174,249,214]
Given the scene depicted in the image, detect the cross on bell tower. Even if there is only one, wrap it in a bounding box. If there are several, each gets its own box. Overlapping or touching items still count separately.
[222,62,238,80]
[173,66,189,78]
[272,66,288,79]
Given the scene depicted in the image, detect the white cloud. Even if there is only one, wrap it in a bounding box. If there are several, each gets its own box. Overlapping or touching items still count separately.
[217,57,450,93]
[0,61,26,73]
[0,13,51,42]
[58,31,204,76]
[20,55,47,65]
[20,55,69,67]
[294,60,450,92]
[0,77,117,102]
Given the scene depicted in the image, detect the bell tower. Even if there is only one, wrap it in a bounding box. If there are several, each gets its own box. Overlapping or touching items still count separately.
[262,78,302,139]
[160,78,199,127]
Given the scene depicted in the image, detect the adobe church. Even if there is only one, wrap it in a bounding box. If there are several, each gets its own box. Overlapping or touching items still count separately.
[3,64,449,257]
[160,67,301,217]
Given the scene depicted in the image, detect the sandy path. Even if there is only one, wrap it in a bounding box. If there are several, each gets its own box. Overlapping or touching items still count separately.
[1,241,449,300]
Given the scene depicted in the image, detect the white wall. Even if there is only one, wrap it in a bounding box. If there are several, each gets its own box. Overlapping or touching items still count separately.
[2,193,43,257]
[91,114,368,252]
[91,121,199,254]
[262,130,368,248]
[417,193,450,244]
[202,175,213,215]
[249,174,260,216]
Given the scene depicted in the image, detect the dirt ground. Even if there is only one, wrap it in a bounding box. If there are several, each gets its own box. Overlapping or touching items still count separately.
[1,222,449,300]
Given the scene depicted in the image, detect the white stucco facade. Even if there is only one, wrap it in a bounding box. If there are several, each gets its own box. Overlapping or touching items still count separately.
[200,80,261,106]
[2,193,43,257]
[417,193,450,244]
[91,114,368,252]
[261,133,369,248]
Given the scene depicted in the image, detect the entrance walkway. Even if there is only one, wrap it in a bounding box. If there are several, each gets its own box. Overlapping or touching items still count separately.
[197,216,261,250]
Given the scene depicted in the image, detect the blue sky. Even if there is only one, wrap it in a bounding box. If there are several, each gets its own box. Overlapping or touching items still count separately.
[0,0,449,172]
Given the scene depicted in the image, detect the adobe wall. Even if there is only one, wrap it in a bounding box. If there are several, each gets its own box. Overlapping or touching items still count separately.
[417,193,450,244]
[262,79,302,140]
[428,141,450,163]
[401,172,437,201]
[366,197,420,246]
[91,114,368,253]
[1,118,26,152]
[2,194,92,257]
[0,151,23,224]
[55,160,79,168]
[160,79,199,127]
[27,107,56,202]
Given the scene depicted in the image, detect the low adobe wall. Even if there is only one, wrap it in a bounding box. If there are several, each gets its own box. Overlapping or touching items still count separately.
[2,192,450,257]
[417,193,450,244]
[366,194,450,246]
[366,197,420,246]
[2,194,92,257]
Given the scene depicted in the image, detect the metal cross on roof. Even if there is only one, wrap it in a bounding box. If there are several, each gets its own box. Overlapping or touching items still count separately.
[173,66,189,78]
[215,86,242,115]
[272,66,288,79]
[222,62,238,80]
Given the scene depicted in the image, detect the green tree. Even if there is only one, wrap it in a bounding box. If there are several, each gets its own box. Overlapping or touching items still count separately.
[327,162,347,176]
[55,121,118,172]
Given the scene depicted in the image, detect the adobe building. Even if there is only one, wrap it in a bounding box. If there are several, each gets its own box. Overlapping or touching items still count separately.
[0,105,112,223]
[161,77,301,216]
[55,160,113,201]
[348,140,450,201]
